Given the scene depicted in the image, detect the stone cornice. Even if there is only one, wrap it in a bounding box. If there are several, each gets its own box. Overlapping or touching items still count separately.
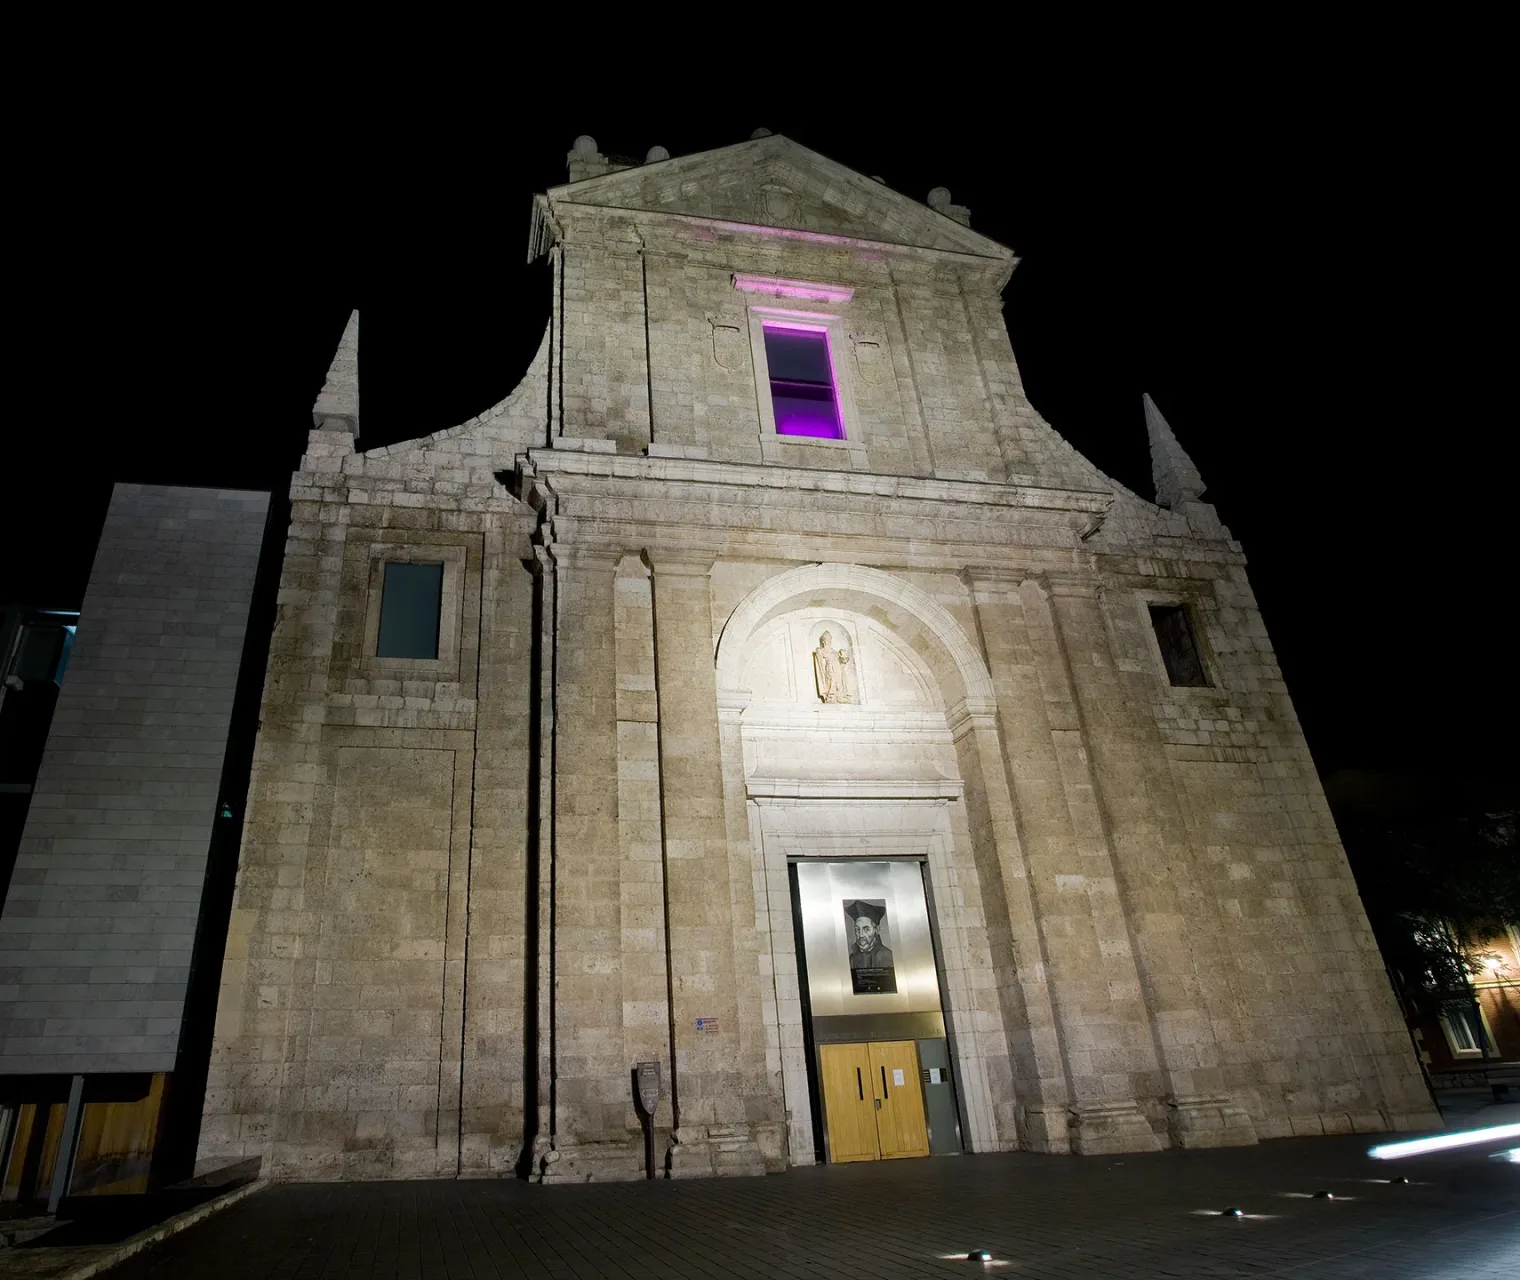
[520,449,1113,518]
[743,777,964,801]
[514,452,1115,572]
[545,201,1014,291]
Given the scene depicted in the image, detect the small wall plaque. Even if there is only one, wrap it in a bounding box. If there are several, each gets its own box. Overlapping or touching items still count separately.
[696,1017,719,1033]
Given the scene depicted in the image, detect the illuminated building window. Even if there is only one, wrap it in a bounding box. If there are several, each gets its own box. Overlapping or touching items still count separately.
[1438,1006,1496,1057]
[1149,604,1211,687]
[741,296,863,462]
[762,325,843,439]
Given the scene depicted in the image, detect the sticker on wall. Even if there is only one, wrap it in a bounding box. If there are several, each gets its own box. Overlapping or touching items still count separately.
[696,1017,720,1033]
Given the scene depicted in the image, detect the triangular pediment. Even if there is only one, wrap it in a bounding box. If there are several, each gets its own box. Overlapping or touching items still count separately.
[549,135,1011,261]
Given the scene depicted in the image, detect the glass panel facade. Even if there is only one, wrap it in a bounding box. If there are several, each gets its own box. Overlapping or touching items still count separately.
[376,562,444,659]
[764,326,844,439]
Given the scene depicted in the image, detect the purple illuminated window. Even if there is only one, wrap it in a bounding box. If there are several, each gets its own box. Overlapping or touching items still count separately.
[763,325,844,439]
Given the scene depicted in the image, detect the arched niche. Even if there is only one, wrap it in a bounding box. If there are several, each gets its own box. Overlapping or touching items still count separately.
[715,563,995,719]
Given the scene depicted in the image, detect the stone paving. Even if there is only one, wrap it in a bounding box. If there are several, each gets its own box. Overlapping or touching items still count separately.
[83,1127,1518,1280]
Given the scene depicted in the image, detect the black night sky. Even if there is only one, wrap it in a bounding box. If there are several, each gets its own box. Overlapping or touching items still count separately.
[5,89,1512,819]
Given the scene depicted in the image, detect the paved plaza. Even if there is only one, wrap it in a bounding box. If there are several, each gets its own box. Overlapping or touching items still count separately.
[79,1123,1519,1279]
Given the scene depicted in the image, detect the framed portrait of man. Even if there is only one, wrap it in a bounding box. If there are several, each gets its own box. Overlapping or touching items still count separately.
[843,898,897,994]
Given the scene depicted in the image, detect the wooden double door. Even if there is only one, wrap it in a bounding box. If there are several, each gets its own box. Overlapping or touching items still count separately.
[819,1040,930,1162]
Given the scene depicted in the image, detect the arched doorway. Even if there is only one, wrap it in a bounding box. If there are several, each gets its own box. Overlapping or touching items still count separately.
[714,565,1016,1165]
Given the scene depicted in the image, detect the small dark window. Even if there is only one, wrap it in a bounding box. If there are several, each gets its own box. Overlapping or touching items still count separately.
[1149,604,1210,687]
[377,562,444,659]
[763,325,843,439]
[13,623,73,684]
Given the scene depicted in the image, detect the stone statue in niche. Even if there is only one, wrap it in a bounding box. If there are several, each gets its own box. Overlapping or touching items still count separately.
[812,631,854,704]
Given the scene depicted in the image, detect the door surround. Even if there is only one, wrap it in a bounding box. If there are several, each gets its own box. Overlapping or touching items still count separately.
[748,799,1008,1164]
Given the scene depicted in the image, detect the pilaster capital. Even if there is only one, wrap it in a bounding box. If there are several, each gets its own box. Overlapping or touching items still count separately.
[549,545,624,575]
[1037,571,1101,602]
[642,547,718,580]
[945,697,1000,740]
[716,688,752,721]
[959,565,1031,602]
[614,553,652,580]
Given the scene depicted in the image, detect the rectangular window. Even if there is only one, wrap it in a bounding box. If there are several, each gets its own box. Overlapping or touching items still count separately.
[1149,604,1210,687]
[376,562,444,659]
[1439,1006,1494,1057]
[763,325,843,439]
[13,622,74,684]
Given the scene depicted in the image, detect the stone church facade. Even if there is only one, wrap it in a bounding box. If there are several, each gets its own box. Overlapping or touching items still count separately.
[197,133,1436,1181]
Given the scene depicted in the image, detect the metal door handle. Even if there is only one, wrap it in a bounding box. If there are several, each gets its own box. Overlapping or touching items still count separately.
[856,1068,863,1101]
[881,1066,889,1096]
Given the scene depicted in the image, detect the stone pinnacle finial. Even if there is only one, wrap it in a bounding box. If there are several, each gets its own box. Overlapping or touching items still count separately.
[927,186,972,227]
[566,135,612,182]
[313,310,359,435]
[1144,392,1205,509]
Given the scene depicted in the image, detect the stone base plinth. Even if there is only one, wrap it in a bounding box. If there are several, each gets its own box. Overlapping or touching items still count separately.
[536,1138,646,1183]
[1166,1094,1259,1149]
[1018,1104,1073,1153]
[1382,1107,1443,1133]
[667,1124,767,1179]
[751,1120,790,1173]
[1068,1100,1164,1155]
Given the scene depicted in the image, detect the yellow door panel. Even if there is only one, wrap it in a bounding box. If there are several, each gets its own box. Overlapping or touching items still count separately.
[869,1040,929,1159]
[820,1043,880,1163]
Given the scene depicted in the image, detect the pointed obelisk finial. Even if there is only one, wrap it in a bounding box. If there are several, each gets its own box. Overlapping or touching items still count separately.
[313,310,359,436]
[1144,392,1205,509]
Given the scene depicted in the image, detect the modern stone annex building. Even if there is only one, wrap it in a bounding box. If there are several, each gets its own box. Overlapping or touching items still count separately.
[198,132,1436,1183]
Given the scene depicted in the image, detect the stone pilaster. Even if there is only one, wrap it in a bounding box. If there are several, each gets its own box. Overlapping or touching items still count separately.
[969,570,1164,1154]
[947,698,1068,1152]
[613,556,675,1159]
[1040,571,1257,1151]
[458,525,537,1175]
[538,547,643,1182]
[648,553,767,1178]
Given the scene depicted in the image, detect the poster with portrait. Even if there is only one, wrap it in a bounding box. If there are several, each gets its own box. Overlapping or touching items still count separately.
[843,899,897,994]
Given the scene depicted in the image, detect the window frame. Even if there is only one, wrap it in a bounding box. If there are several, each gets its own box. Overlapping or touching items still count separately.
[375,561,446,660]
[746,305,867,466]
[1438,1004,1496,1058]
[1142,598,1215,690]
[361,543,466,679]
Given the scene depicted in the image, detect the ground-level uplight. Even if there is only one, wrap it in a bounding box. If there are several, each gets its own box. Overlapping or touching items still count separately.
[935,1250,1008,1267]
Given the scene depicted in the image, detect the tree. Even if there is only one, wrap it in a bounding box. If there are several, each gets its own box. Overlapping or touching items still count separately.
[1334,776,1519,1055]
